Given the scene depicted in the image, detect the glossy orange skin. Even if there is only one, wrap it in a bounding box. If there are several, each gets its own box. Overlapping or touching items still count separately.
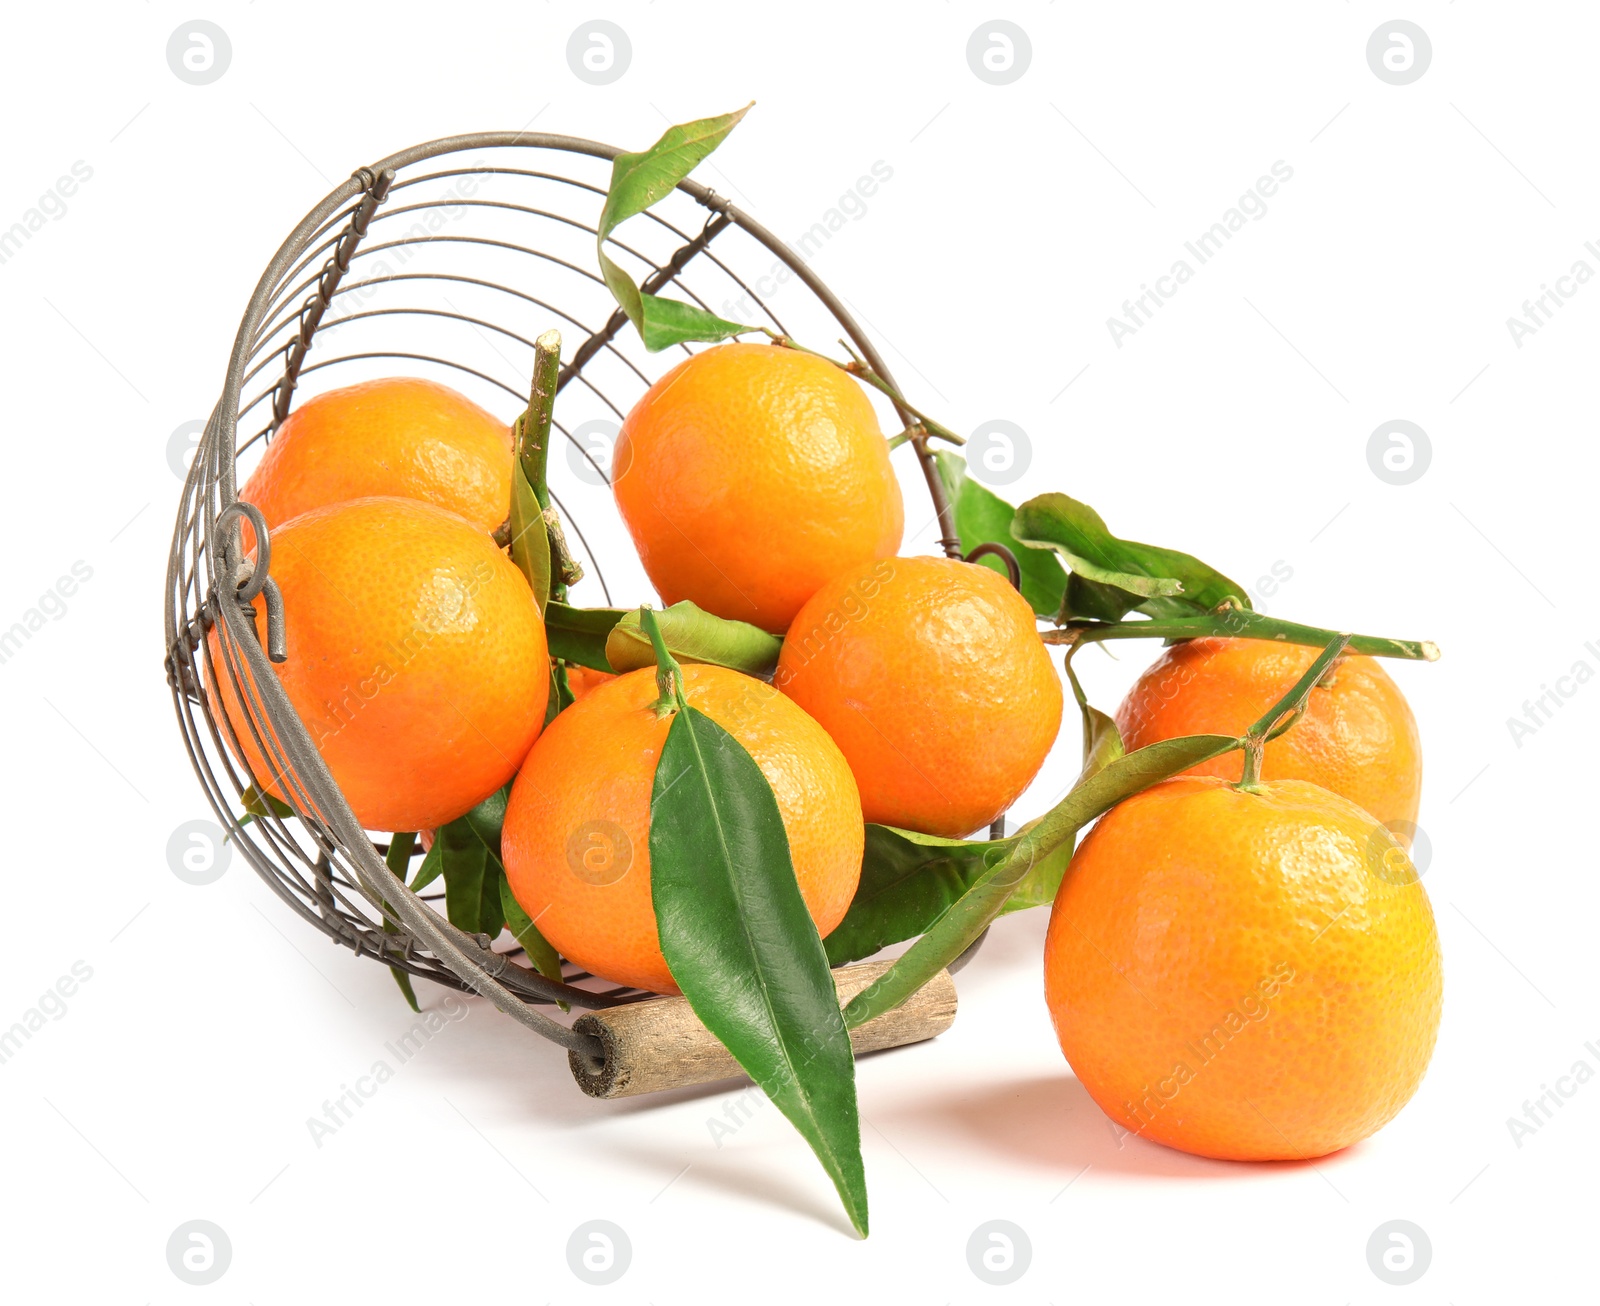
[612,343,904,633]
[242,377,512,537]
[501,665,863,995]
[208,497,548,832]
[1045,776,1441,1161]
[776,555,1063,839]
[1117,638,1422,841]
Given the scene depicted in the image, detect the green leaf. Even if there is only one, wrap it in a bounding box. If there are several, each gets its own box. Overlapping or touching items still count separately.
[606,600,783,674]
[824,826,1005,968]
[1011,492,1250,621]
[461,787,509,861]
[637,295,759,352]
[438,818,505,939]
[548,661,574,723]
[934,453,1067,617]
[509,461,552,613]
[238,784,293,827]
[842,732,1240,1030]
[410,840,443,893]
[499,873,565,999]
[599,104,753,245]
[997,641,1125,914]
[383,831,421,1013]
[652,702,868,1236]
[596,106,762,351]
[997,833,1074,916]
[1062,640,1126,776]
[546,602,626,671]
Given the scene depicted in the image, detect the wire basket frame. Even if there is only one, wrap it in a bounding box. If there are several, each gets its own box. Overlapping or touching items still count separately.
[164,131,980,1060]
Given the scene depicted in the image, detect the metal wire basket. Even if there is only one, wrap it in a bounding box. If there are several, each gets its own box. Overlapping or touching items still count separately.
[163,131,988,1090]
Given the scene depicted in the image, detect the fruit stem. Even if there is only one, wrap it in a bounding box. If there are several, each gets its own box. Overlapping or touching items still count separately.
[517,330,561,511]
[640,606,686,718]
[1237,737,1266,791]
[1233,633,1350,792]
[515,329,585,603]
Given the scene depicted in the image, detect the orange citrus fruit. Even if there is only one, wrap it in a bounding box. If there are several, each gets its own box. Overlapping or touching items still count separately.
[612,342,904,633]
[208,496,548,832]
[501,664,863,994]
[1116,637,1422,841]
[242,377,512,537]
[564,664,616,701]
[1045,775,1442,1161]
[776,555,1062,838]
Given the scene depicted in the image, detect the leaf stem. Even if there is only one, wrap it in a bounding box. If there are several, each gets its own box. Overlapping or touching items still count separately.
[1234,634,1350,792]
[1046,610,1437,662]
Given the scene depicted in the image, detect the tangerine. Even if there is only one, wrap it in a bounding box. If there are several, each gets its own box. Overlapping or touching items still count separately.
[612,343,903,633]
[1116,637,1422,841]
[1045,775,1441,1161]
[242,377,512,538]
[776,555,1062,838]
[208,496,548,832]
[501,664,862,994]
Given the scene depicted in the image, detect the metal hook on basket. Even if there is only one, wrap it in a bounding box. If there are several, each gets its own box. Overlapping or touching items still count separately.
[210,501,288,663]
[964,541,1023,591]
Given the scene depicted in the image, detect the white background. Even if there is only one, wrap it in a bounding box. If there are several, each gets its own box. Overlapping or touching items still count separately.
[1,3,1593,1301]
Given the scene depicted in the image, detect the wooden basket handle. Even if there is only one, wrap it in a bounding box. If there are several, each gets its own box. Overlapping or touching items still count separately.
[567,959,958,1099]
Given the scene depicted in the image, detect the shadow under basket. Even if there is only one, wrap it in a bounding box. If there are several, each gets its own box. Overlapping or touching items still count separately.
[163,131,995,1098]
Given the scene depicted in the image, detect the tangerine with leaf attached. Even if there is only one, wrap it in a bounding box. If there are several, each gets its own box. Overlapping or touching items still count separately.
[1115,637,1422,841]
[501,664,863,995]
